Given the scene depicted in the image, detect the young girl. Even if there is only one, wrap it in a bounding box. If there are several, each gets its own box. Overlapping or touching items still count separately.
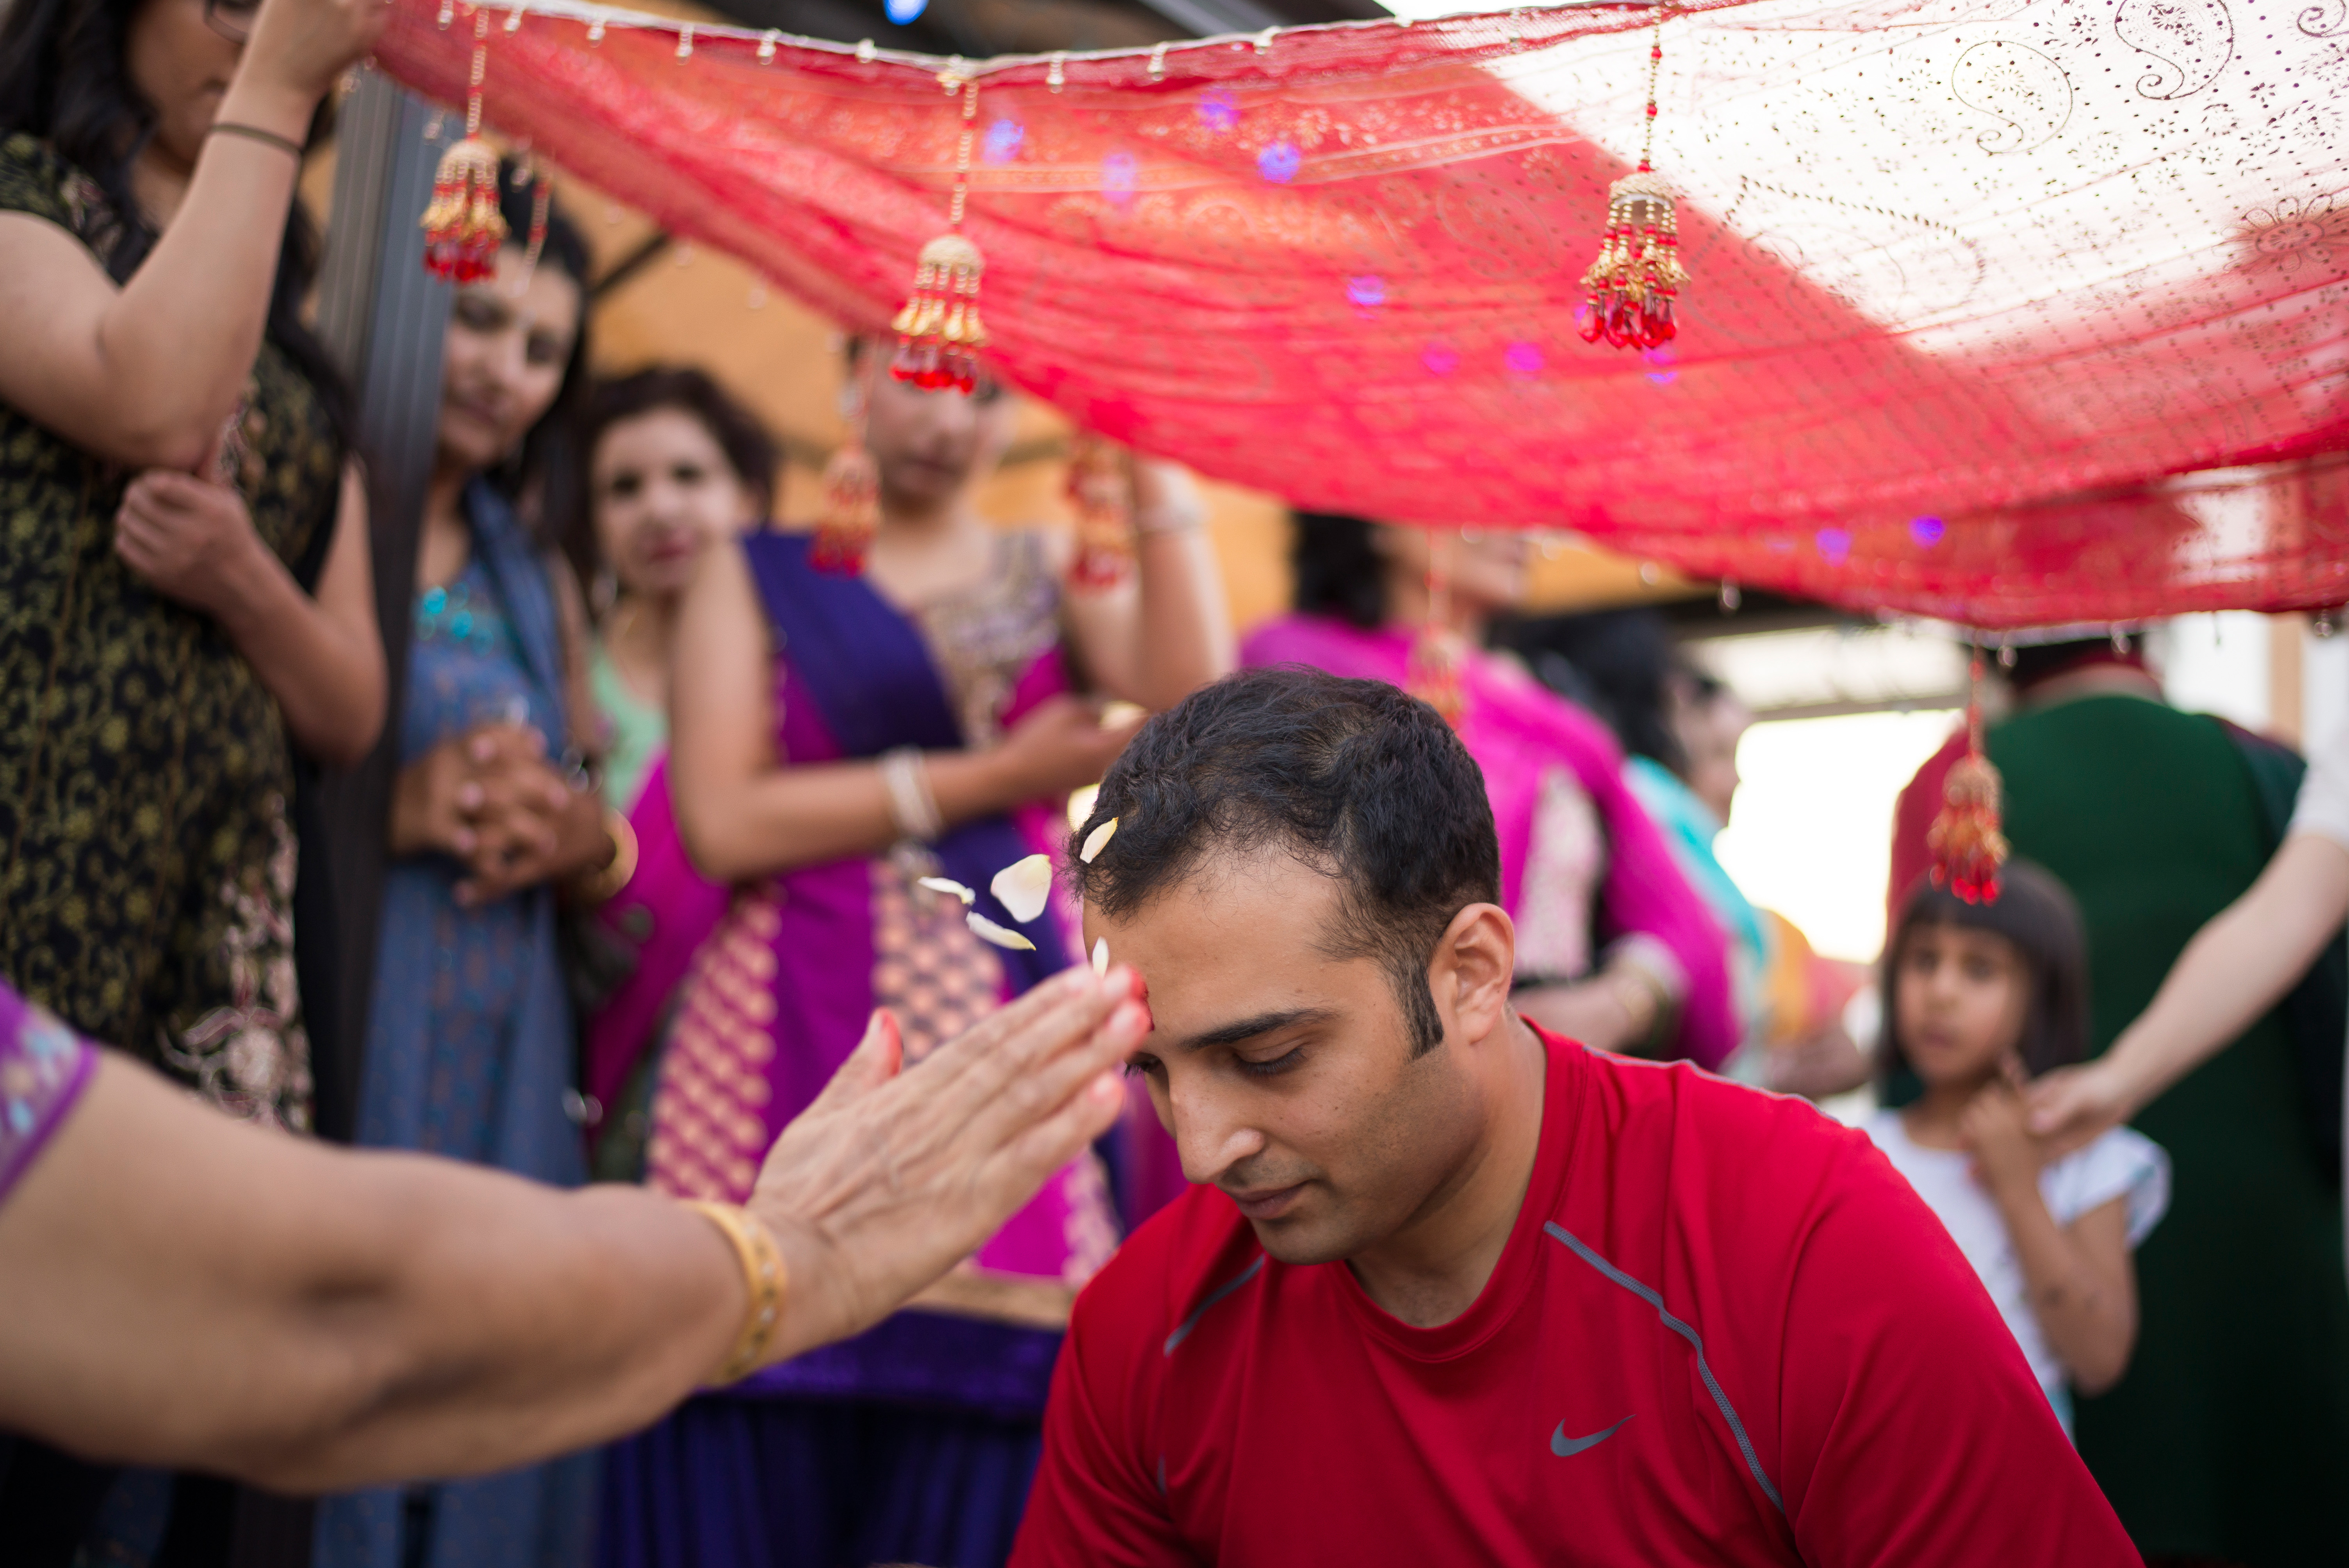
[1866,862,2170,1437]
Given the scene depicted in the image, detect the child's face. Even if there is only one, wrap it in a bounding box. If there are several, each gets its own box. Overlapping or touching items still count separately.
[1894,921,2030,1088]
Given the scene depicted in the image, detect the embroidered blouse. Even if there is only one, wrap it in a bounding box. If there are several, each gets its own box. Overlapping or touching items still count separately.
[0,977,98,1208]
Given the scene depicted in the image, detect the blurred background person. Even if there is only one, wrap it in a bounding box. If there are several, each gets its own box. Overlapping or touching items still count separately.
[562,365,775,1181]
[2031,700,2349,1271]
[597,339,1231,1568]
[1889,636,2349,1566]
[1244,517,1735,1068]
[1505,607,1865,1096]
[1867,864,2169,1440]
[0,0,385,1554]
[316,169,619,1568]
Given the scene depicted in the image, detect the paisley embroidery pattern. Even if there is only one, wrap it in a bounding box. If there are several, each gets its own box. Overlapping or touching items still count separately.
[2115,0,2234,100]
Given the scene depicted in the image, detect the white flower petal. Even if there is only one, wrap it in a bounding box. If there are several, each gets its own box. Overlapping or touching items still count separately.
[1100,700,1148,729]
[967,911,1038,952]
[1080,816,1119,864]
[991,853,1054,924]
[1090,936,1110,976]
[918,875,976,905]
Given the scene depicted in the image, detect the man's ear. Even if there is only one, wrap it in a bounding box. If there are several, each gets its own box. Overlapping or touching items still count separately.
[1431,903,1516,1048]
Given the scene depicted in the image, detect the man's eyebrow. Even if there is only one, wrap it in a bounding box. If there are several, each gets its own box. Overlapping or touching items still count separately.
[1175,1007,1336,1053]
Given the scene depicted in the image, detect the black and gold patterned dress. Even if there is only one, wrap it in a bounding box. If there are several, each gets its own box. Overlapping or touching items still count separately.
[0,134,342,1130]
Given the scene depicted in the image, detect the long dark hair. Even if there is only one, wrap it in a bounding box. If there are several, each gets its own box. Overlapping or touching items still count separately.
[0,0,349,442]
[1497,608,1689,772]
[1290,510,1388,629]
[1878,860,2091,1098]
[481,160,593,532]
[561,365,778,604]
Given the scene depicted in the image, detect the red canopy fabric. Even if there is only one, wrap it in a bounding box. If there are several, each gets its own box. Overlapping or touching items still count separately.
[372,0,2349,628]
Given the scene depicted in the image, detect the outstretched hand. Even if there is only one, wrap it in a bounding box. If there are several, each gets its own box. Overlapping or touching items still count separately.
[2025,1058,2135,1161]
[745,965,1148,1365]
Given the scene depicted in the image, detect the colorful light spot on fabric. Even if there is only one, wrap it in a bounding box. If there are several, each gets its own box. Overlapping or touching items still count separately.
[1347,275,1386,309]
[1910,515,1946,547]
[1505,341,1544,376]
[982,119,1025,164]
[1816,528,1853,564]
[1422,342,1460,376]
[1103,151,1139,206]
[1198,91,1239,132]
[1256,142,1301,184]
[883,0,926,21]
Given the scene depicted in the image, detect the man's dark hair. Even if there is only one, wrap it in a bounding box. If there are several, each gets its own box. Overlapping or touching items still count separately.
[1069,667,1501,1055]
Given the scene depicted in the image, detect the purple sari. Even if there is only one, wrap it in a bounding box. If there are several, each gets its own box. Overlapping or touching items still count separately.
[603,531,1115,1568]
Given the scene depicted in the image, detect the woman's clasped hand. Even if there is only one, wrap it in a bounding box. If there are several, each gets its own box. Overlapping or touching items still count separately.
[390,721,612,905]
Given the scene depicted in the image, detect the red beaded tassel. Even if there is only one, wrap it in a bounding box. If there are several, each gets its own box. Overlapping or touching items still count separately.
[1928,650,2010,903]
[1578,10,1686,352]
[1064,433,1135,591]
[891,76,988,396]
[1405,530,1466,727]
[420,11,506,282]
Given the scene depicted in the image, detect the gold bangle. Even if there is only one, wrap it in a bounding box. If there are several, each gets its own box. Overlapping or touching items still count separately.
[576,807,638,903]
[682,1200,787,1385]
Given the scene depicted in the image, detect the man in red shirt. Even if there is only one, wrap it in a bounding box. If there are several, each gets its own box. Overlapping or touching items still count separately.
[1016,667,2137,1566]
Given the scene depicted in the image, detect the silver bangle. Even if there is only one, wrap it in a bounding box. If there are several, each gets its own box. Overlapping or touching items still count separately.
[878,747,943,843]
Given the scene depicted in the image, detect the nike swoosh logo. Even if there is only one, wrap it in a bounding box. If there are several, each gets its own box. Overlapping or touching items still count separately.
[1551,1415,1635,1458]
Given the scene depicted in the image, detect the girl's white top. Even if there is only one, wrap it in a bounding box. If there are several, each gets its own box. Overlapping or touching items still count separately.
[1864,1110,2169,1424]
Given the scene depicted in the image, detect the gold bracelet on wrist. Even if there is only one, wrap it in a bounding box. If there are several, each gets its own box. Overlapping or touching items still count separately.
[575,807,638,903]
[681,1200,788,1385]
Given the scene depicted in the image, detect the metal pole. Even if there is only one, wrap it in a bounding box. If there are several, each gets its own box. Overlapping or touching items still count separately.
[301,72,451,1144]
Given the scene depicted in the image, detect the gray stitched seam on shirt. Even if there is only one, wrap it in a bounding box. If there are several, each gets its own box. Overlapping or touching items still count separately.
[1162,1254,1267,1355]
[1543,1222,1787,1514]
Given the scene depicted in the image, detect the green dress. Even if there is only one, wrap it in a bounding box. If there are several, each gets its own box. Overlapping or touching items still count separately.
[1989,695,2349,1564]
[0,134,341,1130]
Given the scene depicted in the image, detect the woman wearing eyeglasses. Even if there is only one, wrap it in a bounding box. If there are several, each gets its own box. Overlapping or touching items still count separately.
[0,0,385,1557]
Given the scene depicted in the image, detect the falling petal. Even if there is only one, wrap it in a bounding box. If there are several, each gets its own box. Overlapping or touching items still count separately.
[991,853,1054,924]
[918,876,976,905]
[968,911,1037,951]
[1100,700,1148,729]
[1080,816,1119,864]
[1090,936,1110,976]
[1067,783,1101,832]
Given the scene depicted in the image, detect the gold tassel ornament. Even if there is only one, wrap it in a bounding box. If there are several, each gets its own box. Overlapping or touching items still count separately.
[1064,433,1135,591]
[891,75,989,396]
[1577,9,1686,352]
[813,378,880,574]
[1405,530,1466,727]
[421,11,507,283]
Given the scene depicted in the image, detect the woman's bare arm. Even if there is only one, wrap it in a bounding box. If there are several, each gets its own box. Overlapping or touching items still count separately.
[0,0,384,470]
[2030,832,2349,1151]
[668,543,1135,884]
[0,968,1143,1491]
[1059,461,1234,713]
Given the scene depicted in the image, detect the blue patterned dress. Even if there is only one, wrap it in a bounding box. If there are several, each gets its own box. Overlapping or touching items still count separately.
[313,481,593,1568]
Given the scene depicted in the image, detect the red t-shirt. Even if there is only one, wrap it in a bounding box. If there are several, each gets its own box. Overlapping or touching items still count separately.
[1012,1026,2137,1566]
